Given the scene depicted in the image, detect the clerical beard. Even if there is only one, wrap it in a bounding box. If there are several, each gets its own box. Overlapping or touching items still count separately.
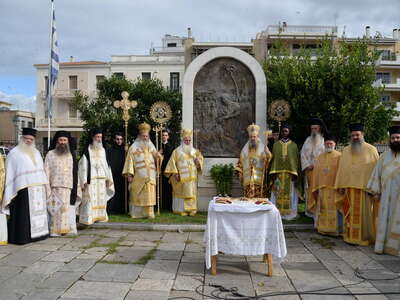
[183,144,194,155]
[138,139,151,152]
[55,143,70,155]
[350,138,364,154]
[249,140,259,150]
[390,141,400,153]
[18,138,36,165]
[91,141,103,151]
[325,146,334,153]
[311,132,323,147]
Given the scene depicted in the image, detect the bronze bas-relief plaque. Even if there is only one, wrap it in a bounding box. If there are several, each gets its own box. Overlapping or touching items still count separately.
[193,57,255,157]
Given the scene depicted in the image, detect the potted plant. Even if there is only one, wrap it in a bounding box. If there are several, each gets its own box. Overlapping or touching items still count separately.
[209,163,234,196]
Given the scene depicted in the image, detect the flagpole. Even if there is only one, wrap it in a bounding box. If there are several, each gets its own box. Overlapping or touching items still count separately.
[47,0,55,149]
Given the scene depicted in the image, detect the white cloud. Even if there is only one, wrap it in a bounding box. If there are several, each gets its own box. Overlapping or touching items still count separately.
[0,91,36,112]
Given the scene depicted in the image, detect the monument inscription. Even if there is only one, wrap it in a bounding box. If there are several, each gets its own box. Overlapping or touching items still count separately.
[193,57,255,157]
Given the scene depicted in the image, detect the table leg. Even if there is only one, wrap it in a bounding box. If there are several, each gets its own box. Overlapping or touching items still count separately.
[211,255,217,275]
[267,254,273,277]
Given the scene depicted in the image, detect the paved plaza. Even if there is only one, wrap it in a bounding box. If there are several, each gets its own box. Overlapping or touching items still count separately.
[0,228,400,299]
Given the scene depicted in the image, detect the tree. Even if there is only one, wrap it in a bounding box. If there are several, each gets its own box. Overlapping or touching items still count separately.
[72,75,182,152]
[264,40,397,145]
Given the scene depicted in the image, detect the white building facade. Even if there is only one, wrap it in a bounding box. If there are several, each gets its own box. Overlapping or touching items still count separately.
[34,34,186,148]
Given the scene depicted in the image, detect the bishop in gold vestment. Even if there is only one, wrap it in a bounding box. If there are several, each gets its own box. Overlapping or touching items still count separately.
[235,124,271,198]
[311,135,343,236]
[123,123,160,219]
[335,123,379,246]
[165,129,204,216]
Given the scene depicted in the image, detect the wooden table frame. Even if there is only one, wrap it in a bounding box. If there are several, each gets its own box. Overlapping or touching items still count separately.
[211,253,273,276]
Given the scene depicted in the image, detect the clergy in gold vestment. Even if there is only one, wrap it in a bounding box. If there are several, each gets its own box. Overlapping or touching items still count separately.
[235,124,271,198]
[0,155,6,245]
[367,126,400,256]
[164,129,204,216]
[123,123,160,219]
[300,118,325,218]
[335,123,379,246]
[311,134,343,236]
[45,131,80,236]
[78,129,114,225]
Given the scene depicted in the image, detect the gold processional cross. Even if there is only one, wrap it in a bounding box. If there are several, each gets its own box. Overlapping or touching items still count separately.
[113,91,138,212]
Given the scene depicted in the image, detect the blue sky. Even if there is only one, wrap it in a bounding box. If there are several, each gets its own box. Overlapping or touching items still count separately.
[0,0,399,112]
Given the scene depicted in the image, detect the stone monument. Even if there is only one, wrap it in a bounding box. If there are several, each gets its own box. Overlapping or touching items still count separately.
[182,47,267,210]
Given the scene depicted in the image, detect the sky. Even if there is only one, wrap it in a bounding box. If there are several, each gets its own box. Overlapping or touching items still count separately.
[0,0,399,112]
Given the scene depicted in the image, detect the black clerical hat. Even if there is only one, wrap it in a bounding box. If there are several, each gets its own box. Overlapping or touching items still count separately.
[324,133,337,143]
[22,128,37,137]
[310,118,323,126]
[349,123,364,132]
[389,126,400,136]
[281,123,292,131]
[90,128,103,137]
[54,130,71,139]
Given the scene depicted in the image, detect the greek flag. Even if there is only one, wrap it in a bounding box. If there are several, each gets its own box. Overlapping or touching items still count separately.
[47,0,59,119]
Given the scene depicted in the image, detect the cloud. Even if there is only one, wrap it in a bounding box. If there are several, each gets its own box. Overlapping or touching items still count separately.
[0,91,36,112]
[0,0,398,103]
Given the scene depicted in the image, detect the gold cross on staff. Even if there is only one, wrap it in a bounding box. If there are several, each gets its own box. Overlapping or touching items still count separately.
[113,91,138,122]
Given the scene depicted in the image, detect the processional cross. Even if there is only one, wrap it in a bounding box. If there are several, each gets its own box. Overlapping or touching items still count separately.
[113,91,138,212]
[113,91,138,151]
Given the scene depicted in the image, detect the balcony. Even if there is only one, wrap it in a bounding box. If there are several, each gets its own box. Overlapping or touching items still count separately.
[394,102,400,122]
[377,54,400,68]
[36,118,83,128]
[38,89,96,100]
[261,25,337,38]
[374,79,400,91]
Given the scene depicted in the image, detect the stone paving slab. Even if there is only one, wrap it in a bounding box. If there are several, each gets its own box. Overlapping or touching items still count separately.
[0,249,50,267]
[140,259,180,279]
[41,250,81,263]
[83,263,143,282]
[1,228,399,299]
[62,280,131,300]
[125,290,170,300]
[131,279,174,291]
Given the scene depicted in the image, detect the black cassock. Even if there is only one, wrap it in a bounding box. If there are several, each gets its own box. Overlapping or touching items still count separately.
[161,142,173,211]
[8,188,48,245]
[106,144,127,214]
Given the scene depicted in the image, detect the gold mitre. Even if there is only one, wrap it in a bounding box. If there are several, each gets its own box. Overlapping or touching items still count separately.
[138,122,151,134]
[247,123,260,136]
[181,128,193,138]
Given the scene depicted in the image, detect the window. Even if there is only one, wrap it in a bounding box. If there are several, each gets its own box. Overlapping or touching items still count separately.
[44,76,49,95]
[142,72,151,80]
[380,94,391,103]
[170,72,180,91]
[96,75,105,84]
[376,72,391,84]
[113,72,124,79]
[28,121,33,128]
[21,120,25,128]
[69,104,78,119]
[69,75,78,90]
[380,50,393,60]
[167,43,177,47]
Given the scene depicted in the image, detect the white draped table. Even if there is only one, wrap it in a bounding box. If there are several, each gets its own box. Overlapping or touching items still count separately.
[204,198,287,276]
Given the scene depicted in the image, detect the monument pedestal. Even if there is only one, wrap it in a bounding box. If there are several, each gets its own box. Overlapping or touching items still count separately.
[197,157,242,212]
